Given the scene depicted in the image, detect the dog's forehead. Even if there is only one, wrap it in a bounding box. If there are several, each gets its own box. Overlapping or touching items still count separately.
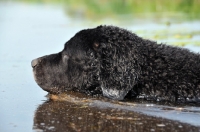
[63,36,91,57]
[64,27,101,52]
[65,37,87,50]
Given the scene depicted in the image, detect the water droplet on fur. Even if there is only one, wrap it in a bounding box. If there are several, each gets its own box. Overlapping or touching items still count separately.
[78,117,82,120]
[178,125,183,128]
[157,124,165,127]
[88,113,93,115]
[48,126,55,130]
[40,123,45,126]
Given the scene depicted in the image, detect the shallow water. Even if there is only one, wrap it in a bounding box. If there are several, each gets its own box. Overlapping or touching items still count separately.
[0,1,200,132]
[33,92,200,132]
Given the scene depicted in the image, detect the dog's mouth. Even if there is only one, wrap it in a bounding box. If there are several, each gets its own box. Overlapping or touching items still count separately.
[31,58,52,93]
[33,72,65,94]
[32,67,48,91]
[32,61,72,94]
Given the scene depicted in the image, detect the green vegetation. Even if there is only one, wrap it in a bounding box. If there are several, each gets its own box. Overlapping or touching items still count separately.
[16,0,200,47]
[135,29,200,47]
[18,0,200,20]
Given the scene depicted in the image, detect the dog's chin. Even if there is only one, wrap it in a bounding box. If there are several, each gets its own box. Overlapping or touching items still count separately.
[35,81,65,94]
[32,69,51,93]
[33,69,73,94]
[42,86,63,94]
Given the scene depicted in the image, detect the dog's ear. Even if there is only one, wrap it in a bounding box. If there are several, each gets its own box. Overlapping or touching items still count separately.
[95,41,140,100]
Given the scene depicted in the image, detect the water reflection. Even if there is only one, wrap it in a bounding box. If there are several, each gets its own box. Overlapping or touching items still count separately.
[33,92,200,131]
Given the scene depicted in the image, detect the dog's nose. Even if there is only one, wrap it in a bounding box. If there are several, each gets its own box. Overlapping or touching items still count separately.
[31,58,39,68]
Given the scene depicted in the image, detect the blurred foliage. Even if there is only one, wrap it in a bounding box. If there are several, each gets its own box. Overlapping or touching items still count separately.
[18,0,200,20]
[136,29,200,47]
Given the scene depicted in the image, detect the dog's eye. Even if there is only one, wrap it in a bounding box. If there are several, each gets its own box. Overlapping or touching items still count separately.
[63,54,69,62]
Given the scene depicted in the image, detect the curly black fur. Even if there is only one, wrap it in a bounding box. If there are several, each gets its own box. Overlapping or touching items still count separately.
[31,25,200,103]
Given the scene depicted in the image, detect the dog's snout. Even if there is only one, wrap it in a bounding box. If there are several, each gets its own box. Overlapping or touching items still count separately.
[31,58,39,68]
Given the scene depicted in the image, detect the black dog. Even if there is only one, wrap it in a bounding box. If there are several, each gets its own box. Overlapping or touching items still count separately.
[32,25,200,103]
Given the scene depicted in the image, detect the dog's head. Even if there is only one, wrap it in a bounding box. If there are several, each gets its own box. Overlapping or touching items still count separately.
[32,26,141,100]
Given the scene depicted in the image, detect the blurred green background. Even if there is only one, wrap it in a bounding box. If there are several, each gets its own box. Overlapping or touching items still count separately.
[1,0,200,47]
[18,0,200,21]
[12,0,200,46]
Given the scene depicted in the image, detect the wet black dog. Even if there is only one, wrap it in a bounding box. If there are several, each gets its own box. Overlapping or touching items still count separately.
[32,25,200,103]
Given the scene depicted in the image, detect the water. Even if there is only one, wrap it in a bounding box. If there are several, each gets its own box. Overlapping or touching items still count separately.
[0,1,200,132]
